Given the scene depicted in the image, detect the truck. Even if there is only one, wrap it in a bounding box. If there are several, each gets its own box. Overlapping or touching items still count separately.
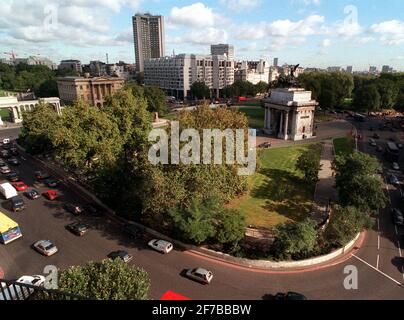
[0,183,18,200]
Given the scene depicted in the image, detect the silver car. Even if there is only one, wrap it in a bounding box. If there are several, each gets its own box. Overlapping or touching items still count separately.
[0,166,11,174]
[186,268,214,284]
[33,240,58,256]
[148,239,173,254]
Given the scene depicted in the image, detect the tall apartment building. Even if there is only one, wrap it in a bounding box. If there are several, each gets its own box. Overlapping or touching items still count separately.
[57,76,124,107]
[132,13,165,72]
[144,54,235,99]
[235,60,270,84]
[273,58,279,67]
[346,66,353,74]
[382,65,394,73]
[59,60,83,73]
[210,44,235,60]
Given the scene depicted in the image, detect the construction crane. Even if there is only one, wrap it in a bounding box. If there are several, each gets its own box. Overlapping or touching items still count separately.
[3,50,17,59]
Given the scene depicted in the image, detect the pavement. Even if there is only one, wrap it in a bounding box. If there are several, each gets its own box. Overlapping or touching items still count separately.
[0,123,403,300]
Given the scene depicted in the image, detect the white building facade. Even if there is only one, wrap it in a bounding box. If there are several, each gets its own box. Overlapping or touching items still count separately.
[235,60,270,84]
[144,54,234,99]
[0,96,61,124]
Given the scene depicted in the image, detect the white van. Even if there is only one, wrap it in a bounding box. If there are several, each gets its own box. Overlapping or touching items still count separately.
[0,183,18,200]
[0,275,45,300]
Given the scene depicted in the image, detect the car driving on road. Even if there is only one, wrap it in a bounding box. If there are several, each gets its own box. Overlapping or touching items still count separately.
[185,268,214,284]
[148,239,174,254]
[391,208,404,226]
[65,223,88,236]
[107,250,133,263]
[32,240,58,256]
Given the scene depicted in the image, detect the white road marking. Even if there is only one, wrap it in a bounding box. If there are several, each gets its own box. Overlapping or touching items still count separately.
[395,225,399,236]
[352,254,403,286]
[377,219,380,232]
[398,241,402,258]
[376,254,380,270]
[378,235,380,250]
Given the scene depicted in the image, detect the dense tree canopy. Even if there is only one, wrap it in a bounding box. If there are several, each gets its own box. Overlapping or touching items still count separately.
[190,81,211,99]
[126,82,168,115]
[59,259,150,300]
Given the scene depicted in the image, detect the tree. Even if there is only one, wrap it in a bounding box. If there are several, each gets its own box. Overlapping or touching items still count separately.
[333,152,387,213]
[255,81,269,94]
[58,259,150,300]
[296,146,322,184]
[19,102,59,154]
[375,78,399,109]
[191,81,210,100]
[215,209,246,246]
[169,197,218,244]
[395,93,404,112]
[326,205,373,247]
[144,86,168,115]
[35,79,58,97]
[51,100,123,173]
[135,72,144,85]
[272,218,318,260]
[352,84,381,112]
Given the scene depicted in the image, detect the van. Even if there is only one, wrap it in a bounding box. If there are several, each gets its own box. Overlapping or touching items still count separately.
[0,183,17,199]
[11,196,25,212]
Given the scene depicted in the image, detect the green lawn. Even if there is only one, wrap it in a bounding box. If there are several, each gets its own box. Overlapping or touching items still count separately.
[0,109,11,121]
[227,143,322,229]
[333,137,355,156]
[237,107,264,129]
[314,112,335,123]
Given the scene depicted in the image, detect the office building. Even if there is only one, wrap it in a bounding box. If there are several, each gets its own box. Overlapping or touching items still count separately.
[144,54,235,99]
[235,60,270,84]
[89,61,107,77]
[327,66,342,72]
[57,75,124,107]
[13,56,56,70]
[211,44,235,60]
[346,66,353,74]
[59,60,83,73]
[132,13,165,72]
[382,65,393,73]
[273,58,279,67]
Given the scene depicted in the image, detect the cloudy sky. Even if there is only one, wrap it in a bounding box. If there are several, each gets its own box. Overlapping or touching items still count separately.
[0,0,403,71]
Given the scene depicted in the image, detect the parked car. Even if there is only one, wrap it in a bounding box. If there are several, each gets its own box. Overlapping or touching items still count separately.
[44,178,59,188]
[373,133,380,139]
[17,275,45,287]
[7,172,19,182]
[32,240,58,256]
[26,189,41,200]
[34,171,50,180]
[0,166,11,174]
[388,174,400,185]
[43,190,58,201]
[12,181,28,192]
[83,203,104,217]
[65,223,88,236]
[148,239,174,254]
[376,146,383,152]
[11,196,25,212]
[390,208,404,226]
[1,150,10,158]
[63,203,84,215]
[10,147,19,156]
[7,158,20,166]
[393,162,400,171]
[0,159,5,166]
[259,142,272,149]
[369,139,376,147]
[398,144,403,149]
[107,250,133,263]
[274,292,308,300]
[0,275,46,300]
[185,268,214,285]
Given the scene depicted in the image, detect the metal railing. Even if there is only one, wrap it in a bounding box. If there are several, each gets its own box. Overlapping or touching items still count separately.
[0,279,86,301]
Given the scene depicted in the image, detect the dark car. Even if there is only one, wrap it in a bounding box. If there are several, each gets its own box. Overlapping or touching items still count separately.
[259,142,272,149]
[0,159,5,166]
[11,196,25,212]
[388,174,400,186]
[274,292,307,300]
[7,172,19,182]
[10,147,19,156]
[376,146,383,152]
[1,150,10,159]
[65,223,88,237]
[63,203,84,216]
[391,208,404,226]
[7,158,20,166]
[45,178,59,188]
[34,171,50,180]
[373,133,380,139]
[26,189,41,200]
[83,203,105,217]
[107,250,133,263]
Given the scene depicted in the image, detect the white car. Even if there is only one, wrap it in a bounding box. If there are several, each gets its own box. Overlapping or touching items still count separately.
[33,240,58,256]
[185,268,214,285]
[0,275,45,300]
[2,138,10,145]
[393,162,400,171]
[0,166,11,174]
[148,239,173,254]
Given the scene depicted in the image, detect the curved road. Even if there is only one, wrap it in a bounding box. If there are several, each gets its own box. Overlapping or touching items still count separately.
[0,125,403,300]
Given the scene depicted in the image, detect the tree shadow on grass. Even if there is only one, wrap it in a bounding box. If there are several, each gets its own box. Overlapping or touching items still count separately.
[251,168,315,223]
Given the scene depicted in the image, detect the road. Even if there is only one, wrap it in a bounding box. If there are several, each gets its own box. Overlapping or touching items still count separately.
[0,126,403,300]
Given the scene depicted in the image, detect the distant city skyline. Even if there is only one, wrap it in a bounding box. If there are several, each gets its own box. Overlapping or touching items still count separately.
[0,0,403,70]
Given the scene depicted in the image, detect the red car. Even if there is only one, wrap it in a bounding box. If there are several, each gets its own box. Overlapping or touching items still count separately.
[43,190,58,201]
[12,181,28,192]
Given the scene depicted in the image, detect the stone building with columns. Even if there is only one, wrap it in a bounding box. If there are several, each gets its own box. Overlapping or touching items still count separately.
[263,88,318,141]
[0,96,61,124]
[57,76,124,108]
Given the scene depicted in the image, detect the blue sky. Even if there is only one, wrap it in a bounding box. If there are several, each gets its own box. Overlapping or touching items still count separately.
[0,0,403,70]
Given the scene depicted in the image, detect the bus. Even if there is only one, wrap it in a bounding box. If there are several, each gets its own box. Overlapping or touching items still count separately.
[386,142,400,162]
[0,211,22,244]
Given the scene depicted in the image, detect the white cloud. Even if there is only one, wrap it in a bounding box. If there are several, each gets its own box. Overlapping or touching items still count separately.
[220,0,261,12]
[370,20,404,45]
[321,39,331,47]
[169,3,218,28]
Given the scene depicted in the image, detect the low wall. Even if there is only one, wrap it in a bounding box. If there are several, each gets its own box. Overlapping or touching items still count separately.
[18,144,361,271]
